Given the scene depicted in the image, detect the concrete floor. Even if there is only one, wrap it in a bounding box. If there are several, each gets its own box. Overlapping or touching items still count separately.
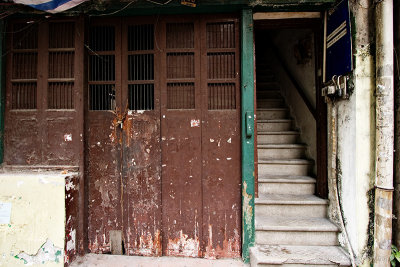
[69,254,249,267]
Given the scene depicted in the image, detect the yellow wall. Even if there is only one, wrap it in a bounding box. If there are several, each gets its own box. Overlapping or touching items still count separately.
[0,173,65,267]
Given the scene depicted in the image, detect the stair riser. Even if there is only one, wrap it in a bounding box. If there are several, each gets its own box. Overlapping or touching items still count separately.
[257,83,279,91]
[258,182,315,195]
[258,122,292,132]
[255,231,338,246]
[258,163,310,176]
[257,91,282,98]
[257,77,275,83]
[258,148,306,159]
[257,100,284,108]
[256,69,273,76]
[257,134,298,144]
[256,204,327,218]
[257,110,287,120]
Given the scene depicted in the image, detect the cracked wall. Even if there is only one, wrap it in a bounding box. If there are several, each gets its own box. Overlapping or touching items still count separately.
[0,173,66,266]
[327,0,375,266]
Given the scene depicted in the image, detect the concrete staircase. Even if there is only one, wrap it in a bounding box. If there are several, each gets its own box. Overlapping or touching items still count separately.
[250,67,351,267]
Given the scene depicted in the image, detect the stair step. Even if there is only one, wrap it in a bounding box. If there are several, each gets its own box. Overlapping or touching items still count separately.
[257,75,275,83]
[258,175,315,195]
[257,81,280,90]
[257,91,282,99]
[250,245,351,267]
[255,216,339,246]
[257,99,285,108]
[255,194,327,217]
[258,159,313,176]
[257,108,287,120]
[258,144,307,160]
[257,131,299,144]
[257,120,292,132]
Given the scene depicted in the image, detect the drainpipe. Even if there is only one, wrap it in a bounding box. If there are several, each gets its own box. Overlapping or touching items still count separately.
[394,0,400,250]
[374,0,394,266]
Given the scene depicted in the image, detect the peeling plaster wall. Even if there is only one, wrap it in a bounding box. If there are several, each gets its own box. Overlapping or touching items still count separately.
[327,0,375,265]
[0,173,67,266]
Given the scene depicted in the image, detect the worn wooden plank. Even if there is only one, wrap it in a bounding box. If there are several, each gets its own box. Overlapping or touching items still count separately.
[200,16,241,259]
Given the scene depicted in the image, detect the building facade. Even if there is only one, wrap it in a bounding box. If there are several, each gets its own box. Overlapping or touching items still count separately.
[0,0,397,266]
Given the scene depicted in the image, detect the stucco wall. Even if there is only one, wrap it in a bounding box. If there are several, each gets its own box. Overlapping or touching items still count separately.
[0,173,66,266]
[327,0,375,265]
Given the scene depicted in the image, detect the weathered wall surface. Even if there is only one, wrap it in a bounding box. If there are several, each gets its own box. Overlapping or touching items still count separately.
[327,0,375,265]
[0,173,66,266]
[268,29,317,173]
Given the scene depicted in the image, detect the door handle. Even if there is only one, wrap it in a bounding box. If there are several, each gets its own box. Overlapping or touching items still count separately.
[245,111,253,138]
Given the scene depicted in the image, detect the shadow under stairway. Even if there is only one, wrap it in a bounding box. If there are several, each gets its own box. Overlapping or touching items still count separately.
[250,65,351,267]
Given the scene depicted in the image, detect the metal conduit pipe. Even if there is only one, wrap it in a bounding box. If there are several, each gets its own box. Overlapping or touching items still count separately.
[374,0,394,266]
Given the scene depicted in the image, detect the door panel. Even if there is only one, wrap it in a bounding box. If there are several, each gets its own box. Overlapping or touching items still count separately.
[87,20,123,253]
[161,19,203,257]
[201,18,241,259]
[121,20,162,256]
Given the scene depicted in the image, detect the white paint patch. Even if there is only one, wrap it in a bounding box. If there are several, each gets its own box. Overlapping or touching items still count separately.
[227,157,232,160]
[162,164,167,167]
[0,202,12,224]
[15,239,63,266]
[64,134,72,142]
[210,138,215,143]
[97,142,101,146]
[163,115,166,118]
[65,181,75,191]
[39,177,63,187]
[67,229,76,252]
[227,138,232,143]
[136,110,145,114]
[128,110,133,115]
[216,158,220,161]
[146,149,150,153]
[191,119,200,127]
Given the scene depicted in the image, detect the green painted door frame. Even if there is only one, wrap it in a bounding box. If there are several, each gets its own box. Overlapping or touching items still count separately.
[240,8,255,263]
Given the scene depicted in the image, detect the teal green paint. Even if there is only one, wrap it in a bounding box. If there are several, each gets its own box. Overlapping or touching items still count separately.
[241,8,255,263]
[55,250,61,263]
[0,20,4,164]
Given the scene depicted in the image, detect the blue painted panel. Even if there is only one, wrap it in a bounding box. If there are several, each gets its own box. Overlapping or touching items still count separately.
[326,0,352,82]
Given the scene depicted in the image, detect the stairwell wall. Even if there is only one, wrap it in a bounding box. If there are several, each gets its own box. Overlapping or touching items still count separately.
[265,29,318,175]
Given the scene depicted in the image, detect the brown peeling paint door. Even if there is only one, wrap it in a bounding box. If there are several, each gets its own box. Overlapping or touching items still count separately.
[160,18,203,257]
[87,19,124,254]
[120,19,162,256]
[200,18,241,258]
[87,18,162,255]
[87,15,240,258]
[160,16,241,258]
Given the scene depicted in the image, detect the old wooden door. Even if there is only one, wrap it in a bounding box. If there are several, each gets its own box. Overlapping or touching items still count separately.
[87,18,162,255]
[87,15,241,258]
[160,16,241,258]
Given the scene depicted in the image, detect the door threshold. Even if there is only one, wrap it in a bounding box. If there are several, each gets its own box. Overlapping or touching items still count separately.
[69,253,247,267]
